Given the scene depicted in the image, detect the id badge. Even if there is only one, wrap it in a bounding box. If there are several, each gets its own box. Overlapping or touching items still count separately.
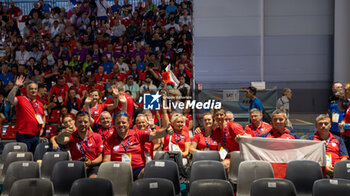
[36,114,44,124]
[332,113,340,123]
[219,147,228,160]
[0,113,5,119]
[145,152,152,162]
[71,109,78,115]
[326,153,332,166]
[170,142,182,152]
[58,96,63,103]
[44,110,48,116]
[122,153,131,163]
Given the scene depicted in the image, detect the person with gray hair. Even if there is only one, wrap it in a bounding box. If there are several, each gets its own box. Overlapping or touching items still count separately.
[307,114,348,177]
[276,88,292,127]
[244,108,272,137]
[259,109,298,139]
[225,110,234,123]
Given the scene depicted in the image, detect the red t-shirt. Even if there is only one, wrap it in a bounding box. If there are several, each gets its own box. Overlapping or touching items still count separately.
[244,121,272,137]
[309,132,349,166]
[94,73,109,83]
[71,84,87,98]
[342,106,350,136]
[105,93,134,126]
[185,114,193,128]
[192,130,218,151]
[49,84,69,99]
[103,129,150,169]
[67,131,103,161]
[212,122,244,152]
[97,124,115,142]
[133,126,159,159]
[163,128,191,152]
[15,96,45,135]
[109,72,126,81]
[82,103,108,125]
[261,128,297,139]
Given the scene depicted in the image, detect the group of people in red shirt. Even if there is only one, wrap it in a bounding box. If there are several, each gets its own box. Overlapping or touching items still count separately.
[9,73,349,180]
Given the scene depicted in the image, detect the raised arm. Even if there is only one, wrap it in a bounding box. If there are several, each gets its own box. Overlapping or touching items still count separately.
[7,75,25,106]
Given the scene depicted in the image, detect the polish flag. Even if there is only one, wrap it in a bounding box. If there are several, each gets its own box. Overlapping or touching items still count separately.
[161,64,179,88]
[239,137,326,178]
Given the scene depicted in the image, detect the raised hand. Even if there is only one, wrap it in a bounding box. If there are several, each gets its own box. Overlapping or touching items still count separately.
[85,95,92,105]
[119,94,127,104]
[166,125,174,135]
[15,75,25,86]
[111,85,119,97]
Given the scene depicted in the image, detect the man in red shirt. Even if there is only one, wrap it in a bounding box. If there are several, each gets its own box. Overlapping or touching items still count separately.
[103,104,172,180]
[97,111,115,142]
[57,111,103,178]
[71,76,87,100]
[7,76,45,153]
[307,114,348,177]
[245,109,272,137]
[212,108,245,169]
[48,77,69,108]
[259,110,299,139]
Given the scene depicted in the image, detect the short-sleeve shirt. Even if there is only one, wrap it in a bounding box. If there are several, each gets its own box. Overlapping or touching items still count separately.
[192,130,218,151]
[103,129,150,169]
[244,121,272,137]
[249,97,264,111]
[67,131,103,161]
[259,128,299,139]
[163,128,191,152]
[15,96,45,135]
[97,124,115,142]
[49,84,69,101]
[307,132,349,166]
[82,103,108,125]
[133,126,159,159]
[212,122,244,152]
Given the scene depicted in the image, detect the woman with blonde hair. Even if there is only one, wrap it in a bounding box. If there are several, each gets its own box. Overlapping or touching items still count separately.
[163,113,191,158]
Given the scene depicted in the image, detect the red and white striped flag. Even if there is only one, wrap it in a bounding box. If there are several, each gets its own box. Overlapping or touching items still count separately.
[161,64,179,88]
[239,136,326,178]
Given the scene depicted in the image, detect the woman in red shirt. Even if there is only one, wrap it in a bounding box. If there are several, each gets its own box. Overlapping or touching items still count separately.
[163,113,191,158]
[190,113,218,153]
[339,82,350,153]
[83,87,125,130]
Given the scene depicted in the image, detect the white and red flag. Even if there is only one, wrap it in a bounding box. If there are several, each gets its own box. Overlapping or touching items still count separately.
[239,136,326,178]
[161,64,179,88]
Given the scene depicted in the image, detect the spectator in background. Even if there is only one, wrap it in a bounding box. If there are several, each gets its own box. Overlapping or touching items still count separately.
[0,92,10,125]
[329,82,343,106]
[276,88,292,128]
[328,90,345,136]
[124,75,140,101]
[246,86,263,112]
[307,114,348,177]
[110,0,121,14]
[0,64,14,86]
[339,82,350,154]
[166,0,177,15]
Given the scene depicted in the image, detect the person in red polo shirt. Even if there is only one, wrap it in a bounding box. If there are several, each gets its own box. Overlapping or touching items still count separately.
[97,111,115,142]
[133,114,161,161]
[7,76,45,153]
[190,113,218,153]
[103,108,172,180]
[83,87,126,131]
[57,111,103,178]
[48,77,69,108]
[259,110,299,139]
[307,114,348,177]
[212,108,245,169]
[244,109,272,137]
